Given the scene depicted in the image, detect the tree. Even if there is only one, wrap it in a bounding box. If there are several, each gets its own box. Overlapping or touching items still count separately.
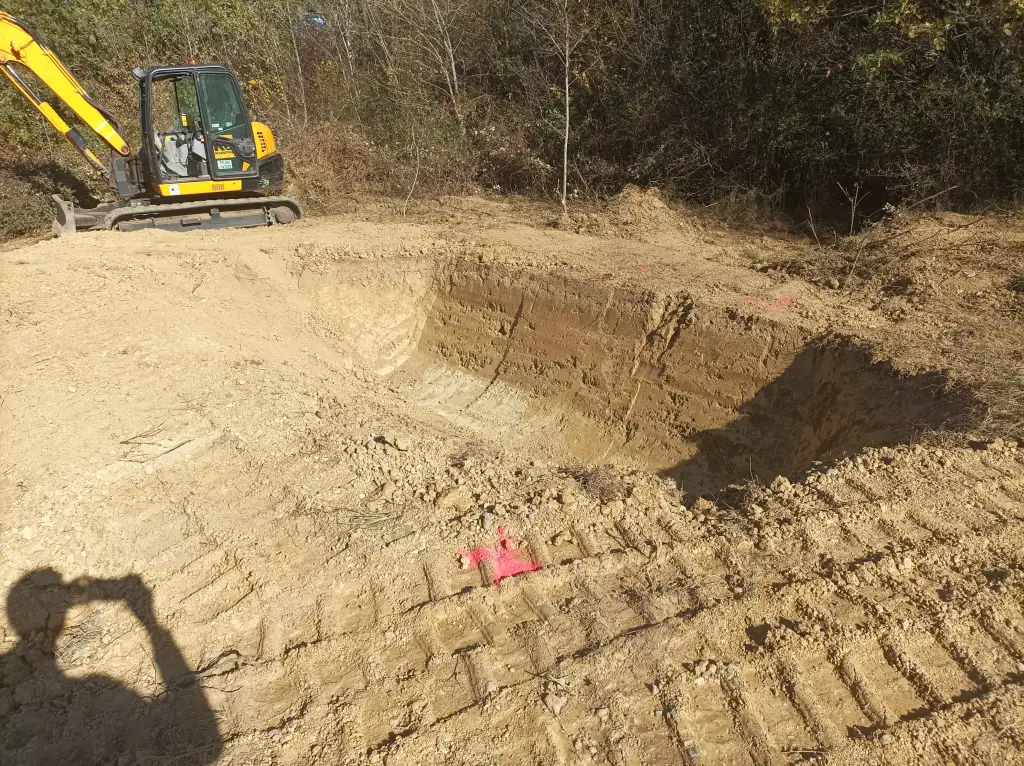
[514,0,591,213]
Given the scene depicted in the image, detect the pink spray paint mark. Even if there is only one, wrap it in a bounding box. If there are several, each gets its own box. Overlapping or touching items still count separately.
[461,526,542,586]
[744,295,797,311]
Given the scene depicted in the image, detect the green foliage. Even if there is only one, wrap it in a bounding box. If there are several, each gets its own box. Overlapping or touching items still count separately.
[2,0,1024,229]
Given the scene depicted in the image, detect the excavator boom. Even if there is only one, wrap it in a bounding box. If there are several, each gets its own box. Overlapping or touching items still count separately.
[0,12,131,182]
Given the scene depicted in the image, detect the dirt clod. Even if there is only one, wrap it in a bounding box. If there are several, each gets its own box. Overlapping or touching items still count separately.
[544,693,567,716]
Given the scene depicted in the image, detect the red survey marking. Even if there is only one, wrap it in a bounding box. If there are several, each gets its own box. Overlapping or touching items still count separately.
[745,296,797,311]
[461,526,541,586]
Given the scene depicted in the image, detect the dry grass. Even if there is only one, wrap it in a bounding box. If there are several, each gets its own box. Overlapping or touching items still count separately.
[699,187,786,231]
[751,210,1024,439]
[563,465,626,504]
[281,122,402,211]
[280,119,479,213]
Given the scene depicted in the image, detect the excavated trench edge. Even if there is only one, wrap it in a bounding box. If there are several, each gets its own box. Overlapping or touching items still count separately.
[311,258,981,498]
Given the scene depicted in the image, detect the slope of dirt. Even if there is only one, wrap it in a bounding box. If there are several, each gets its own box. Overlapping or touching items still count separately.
[564,186,699,242]
[753,210,1024,434]
[0,203,1022,765]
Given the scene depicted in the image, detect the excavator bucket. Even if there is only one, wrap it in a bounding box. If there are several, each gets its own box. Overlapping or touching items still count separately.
[52,195,77,237]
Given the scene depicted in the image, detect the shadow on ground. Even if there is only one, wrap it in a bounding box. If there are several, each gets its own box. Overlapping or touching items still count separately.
[0,568,222,765]
[664,339,982,500]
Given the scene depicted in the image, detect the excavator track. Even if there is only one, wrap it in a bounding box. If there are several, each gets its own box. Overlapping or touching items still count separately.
[53,194,303,236]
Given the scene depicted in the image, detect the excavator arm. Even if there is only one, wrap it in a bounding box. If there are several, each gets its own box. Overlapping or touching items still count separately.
[0,12,131,182]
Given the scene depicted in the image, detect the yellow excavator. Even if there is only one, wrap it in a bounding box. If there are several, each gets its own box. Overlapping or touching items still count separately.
[0,11,303,235]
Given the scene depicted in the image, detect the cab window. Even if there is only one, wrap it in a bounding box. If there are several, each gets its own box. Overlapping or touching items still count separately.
[151,74,207,180]
[152,75,201,134]
[198,73,247,135]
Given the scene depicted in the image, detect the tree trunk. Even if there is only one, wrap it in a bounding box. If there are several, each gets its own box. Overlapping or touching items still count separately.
[290,12,310,127]
[561,11,570,214]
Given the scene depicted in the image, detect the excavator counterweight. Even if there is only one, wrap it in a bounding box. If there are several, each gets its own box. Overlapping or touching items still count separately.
[1,11,303,235]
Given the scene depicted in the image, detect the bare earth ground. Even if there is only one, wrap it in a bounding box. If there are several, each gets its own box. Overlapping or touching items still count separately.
[1,193,1024,765]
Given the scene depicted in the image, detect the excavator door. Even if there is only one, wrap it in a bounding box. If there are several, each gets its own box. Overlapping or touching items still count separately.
[140,65,259,199]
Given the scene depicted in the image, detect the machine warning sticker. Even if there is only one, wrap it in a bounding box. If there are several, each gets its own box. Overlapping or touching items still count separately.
[217,159,233,170]
[168,184,180,196]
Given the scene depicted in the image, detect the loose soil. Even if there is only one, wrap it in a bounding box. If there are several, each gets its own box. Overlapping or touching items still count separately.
[1,195,1023,765]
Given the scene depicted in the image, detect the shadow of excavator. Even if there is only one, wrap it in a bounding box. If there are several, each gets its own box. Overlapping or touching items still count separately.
[0,568,222,765]
[663,340,982,501]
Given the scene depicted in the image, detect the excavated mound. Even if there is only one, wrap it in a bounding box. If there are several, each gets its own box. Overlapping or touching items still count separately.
[567,185,698,241]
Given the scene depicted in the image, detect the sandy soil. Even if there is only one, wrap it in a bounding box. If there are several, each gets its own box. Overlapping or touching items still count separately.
[1,195,1023,765]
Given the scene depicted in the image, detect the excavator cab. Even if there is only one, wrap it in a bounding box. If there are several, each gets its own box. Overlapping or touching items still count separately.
[138,66,260,195]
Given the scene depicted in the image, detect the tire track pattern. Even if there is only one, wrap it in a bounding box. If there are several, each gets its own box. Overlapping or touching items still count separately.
[353,446,1024,764]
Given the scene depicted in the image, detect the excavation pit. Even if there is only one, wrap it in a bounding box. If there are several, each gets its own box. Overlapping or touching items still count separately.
[307,257,976,497]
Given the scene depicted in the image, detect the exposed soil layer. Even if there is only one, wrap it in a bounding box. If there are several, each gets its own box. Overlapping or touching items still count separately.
[0,201,1021,766]
[411,263,977,497]
[302,252,978,497]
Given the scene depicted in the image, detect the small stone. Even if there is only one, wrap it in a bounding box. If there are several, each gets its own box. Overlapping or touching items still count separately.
[484,681,497,696]
[393,436,412,452]
[596,707,610,721]
[692,498,715,514]
[68,385,77,393]
[295,516,314,539]
[481,511,495,531]
[381,482,397,501]
[544,693,567,716]
[825,277,840,289]
[437,486,473,512]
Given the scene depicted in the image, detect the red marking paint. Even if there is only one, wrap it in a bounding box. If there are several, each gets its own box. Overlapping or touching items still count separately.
[744,296,797,311]
[461,526,541,586]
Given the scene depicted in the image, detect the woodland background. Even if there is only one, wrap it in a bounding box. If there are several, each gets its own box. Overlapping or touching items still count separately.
[2,0,1024,236]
